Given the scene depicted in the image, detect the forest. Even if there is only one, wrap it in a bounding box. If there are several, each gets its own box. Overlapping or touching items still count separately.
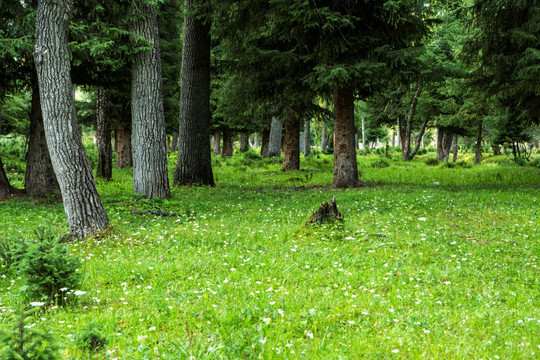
[0,0,539,359]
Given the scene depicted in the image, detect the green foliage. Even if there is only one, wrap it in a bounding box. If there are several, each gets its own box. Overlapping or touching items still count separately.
[75,322,107,355]
[0,305,59,360]
[371,158,391,168]
[425,157,439,166]
[16,230,81,304]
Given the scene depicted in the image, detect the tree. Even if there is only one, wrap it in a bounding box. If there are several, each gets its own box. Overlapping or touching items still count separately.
[130,0,170,198]
[34,0,109,238]
[174,0,214,186]
[96,86,112,180]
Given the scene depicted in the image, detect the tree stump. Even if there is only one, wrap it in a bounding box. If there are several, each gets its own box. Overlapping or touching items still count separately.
[307,196,344,224]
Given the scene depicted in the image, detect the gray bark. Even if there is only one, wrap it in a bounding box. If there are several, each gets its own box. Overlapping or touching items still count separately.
[304,119,311,156]
[361,117,366,149]
[452,133,458,162]
[34,0,109,237]
[174,0,214,186]
[268,117,282,157]
[171,132,179,152]
[321,119,327,151]
[115,103,133,168]
[96,86,112,180]
[130,1,171,197]
[475,120,483,164]
[212,131,221,155]
[239,133,249,152]
[25,71,59,196]
[260,128,270,157]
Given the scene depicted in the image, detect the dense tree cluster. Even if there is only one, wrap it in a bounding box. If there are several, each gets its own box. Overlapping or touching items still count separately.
[0,0,538,237]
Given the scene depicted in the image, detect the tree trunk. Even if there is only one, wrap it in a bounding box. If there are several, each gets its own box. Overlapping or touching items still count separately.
[115,103,133,168]
[25,71,59,196]
[304,118,311,156]
[402,87,421,161]
[96,86,112,180]
[130,1,171,197]
[361,117,366,150]
[252,133,259,148]
[174,0,214,186]
[268,117,282,157]
[239,133,249,152]
[260,128,270,157]
[171,132,179,152]
[34,0,109,237]
[321,118,327,151]
[492,145,500,156]
[222,127,233,157]
[474,119,483,164]
[281,112,300,171]
[442,131,453,162]
[212,130,221,155]
[407,117,429,160]
[437,128,444,161]
[452,133,458,162]
[299,131,305,153]
[332,86,363,188]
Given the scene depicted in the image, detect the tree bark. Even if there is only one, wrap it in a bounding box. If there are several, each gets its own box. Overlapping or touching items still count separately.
[281,112,300,171]
[321,118,327,151]
[407,117,429,160]
[96,86,112,180]
[222,127,233,157]
[452,133,458,162]
[332,86,363,188]
[260,128,270,157]
[474,119,483,164]
[304,118,311,156]
[437,128,445,161]
[115,103,133,168]
[34,0,109,237]
[268,117,282,157]
[239,133,249,152]
[174,0,214,186]
[171,132,179,152]
[130,1,171,197]
[402,87,422,161]
[25,71,59,196]
[212,130,221,155]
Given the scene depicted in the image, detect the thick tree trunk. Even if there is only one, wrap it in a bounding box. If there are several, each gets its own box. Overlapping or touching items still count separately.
[115,104,133,168]
[239,133,249,152]
[442,131,453,162]
[260,128,270,157]
[304,119,311,156]
[174,0,214,186]
[332,86,363,188]
[212,130,221,155]
[130,1,170,197]
[222,127,233,157]
[25,72,59,196]
[281,113,300,171]
[268,117,282,157]
[96,86,112,180]
[474,120,483,164]
[34,0,109,237]
[452,133,458,162]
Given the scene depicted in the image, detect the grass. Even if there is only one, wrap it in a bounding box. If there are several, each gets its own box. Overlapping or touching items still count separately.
[1,147,539,359]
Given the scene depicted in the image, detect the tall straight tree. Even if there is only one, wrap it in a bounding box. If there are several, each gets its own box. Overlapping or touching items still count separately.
[96,86,112,180]
[130,0,170,198]
[34,0,109,238]
[174,0,214,186]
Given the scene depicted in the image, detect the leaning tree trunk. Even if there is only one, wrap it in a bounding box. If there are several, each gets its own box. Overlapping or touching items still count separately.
[474,119,483,164]
[130,0,170,197]
[96,86,112,180]
[34,0,108,238]
[222,127,233,157]
[174,0,214,186]
[268,117,282,157]
[402,87,422,161]
[25,71,59,196]
[304,118,311,156]
[260,128,270,157]
[212,130,221,155]
[332,86,363,188]
[239,133,249,153]
[115,103,133,168]
[281,113,300,171]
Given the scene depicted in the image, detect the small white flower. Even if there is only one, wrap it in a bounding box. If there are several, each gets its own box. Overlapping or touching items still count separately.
[418,217,427,221]
[74,290,87,296]
[391,349,399,353]
[306,331,314,339]
[30,302,45,307]
[149,327,156,331]
[262,317,271,324]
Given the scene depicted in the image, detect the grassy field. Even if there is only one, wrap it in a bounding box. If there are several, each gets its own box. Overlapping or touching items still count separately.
[1,148,539,359]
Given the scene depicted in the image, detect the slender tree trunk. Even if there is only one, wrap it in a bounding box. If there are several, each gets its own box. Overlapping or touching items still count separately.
[408,118,429,160]
[130,1,170,197]
[239,133,249,152]
[222,127,233,157]
[442,131,453,162]
[437,128,445,161]
[321,118,327,151]
[332,86,363,188]
[268,117,282,157]
[174,0,214,186]
[253,133,259,148]
[475,119,483,164]
[361,117,366,150]
[304,118,311,156]
[115,103,133,168]
[402,87,421,161]
[34,0,108,237]
[25,71,59,196]
[391,129,395,148]
[452,133,458,162]
[96,86,112,180]
[171,132,179,152]
[212,130,221,155]
[492,145,500,156]
[299,131,305,153]
[281,112,300,171]
[260,128,270,157]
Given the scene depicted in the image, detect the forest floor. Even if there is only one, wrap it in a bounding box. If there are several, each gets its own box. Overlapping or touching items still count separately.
[1,148,539,359]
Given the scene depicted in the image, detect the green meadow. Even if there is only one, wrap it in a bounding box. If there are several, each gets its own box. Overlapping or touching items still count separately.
[1,148,539,359]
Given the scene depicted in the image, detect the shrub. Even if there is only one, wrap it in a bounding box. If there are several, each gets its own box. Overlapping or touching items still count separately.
[416,148,427,155]
[76,322,108,356]
[529,157,540,168]
[442,161,456,168]
[457,160,472,169]
[425,158,439,166]
[371,159,390,168]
